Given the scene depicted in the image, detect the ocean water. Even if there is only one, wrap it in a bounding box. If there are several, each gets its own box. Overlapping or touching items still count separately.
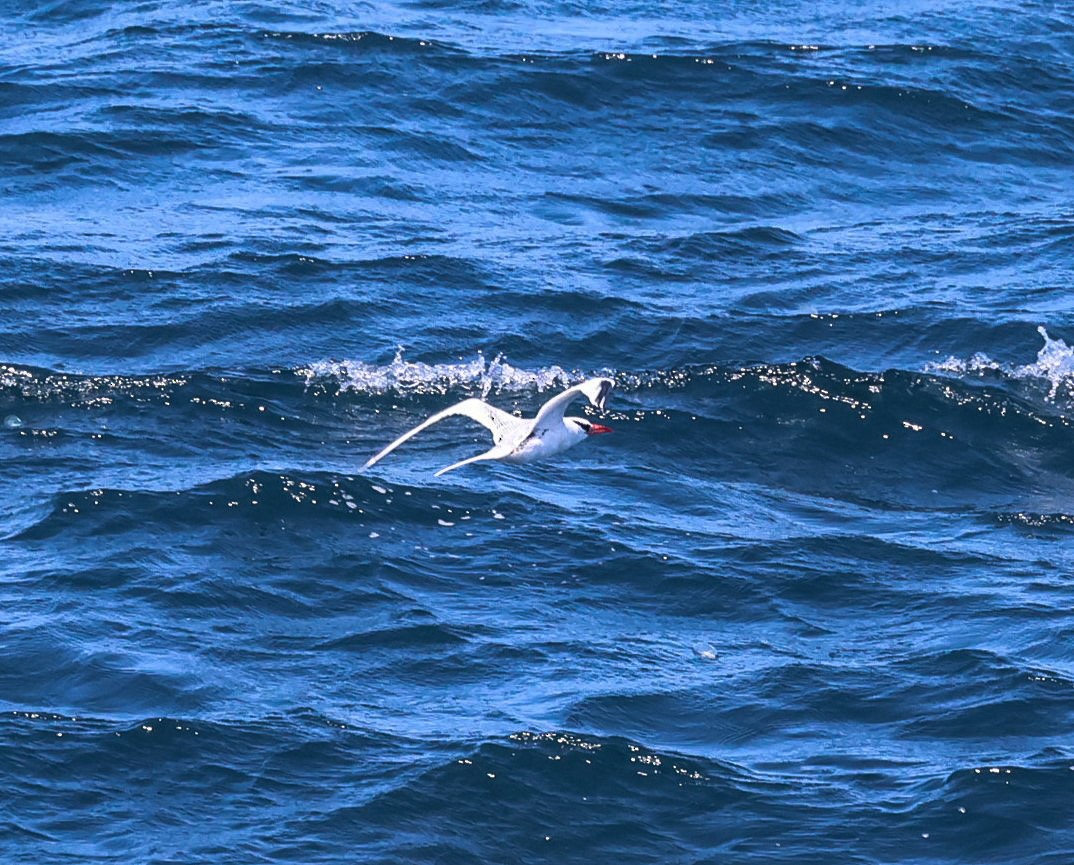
[3,0,1074,861]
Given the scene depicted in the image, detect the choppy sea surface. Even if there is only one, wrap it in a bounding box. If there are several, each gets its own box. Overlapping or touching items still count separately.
[3,1,1074,861]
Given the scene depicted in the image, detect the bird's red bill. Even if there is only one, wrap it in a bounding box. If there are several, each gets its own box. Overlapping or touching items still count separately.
[588,424,614,435]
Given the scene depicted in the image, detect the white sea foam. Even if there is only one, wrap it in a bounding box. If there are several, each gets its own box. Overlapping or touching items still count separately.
[300,348,582,398]
[926,326,1074,401]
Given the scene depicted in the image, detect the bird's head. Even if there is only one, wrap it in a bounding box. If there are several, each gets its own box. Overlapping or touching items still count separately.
[570,417,614,437]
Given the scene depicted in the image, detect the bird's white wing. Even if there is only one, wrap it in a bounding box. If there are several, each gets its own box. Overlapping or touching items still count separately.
[363,398,528,470]
[532,377,614,432]
[434,447,508,477]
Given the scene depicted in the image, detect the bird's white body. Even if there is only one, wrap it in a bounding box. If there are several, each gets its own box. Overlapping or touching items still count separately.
[364,377,614,476]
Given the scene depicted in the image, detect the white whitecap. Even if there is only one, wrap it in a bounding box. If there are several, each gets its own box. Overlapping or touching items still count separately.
[1014,327,1074,400]
[926,326,1074,401]
[299,348,581,397]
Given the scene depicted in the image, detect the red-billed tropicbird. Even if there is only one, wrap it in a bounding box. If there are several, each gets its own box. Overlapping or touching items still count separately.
[363,377,614,476]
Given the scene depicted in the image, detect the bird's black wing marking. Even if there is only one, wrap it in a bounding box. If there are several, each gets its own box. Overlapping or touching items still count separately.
[595,380,611,410]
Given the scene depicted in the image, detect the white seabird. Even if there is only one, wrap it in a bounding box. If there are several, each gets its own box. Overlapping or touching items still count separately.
[363,377,614,476]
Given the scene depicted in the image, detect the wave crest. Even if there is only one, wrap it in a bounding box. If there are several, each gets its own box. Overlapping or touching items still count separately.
[926,326,1074,401]
[299,349,582,398]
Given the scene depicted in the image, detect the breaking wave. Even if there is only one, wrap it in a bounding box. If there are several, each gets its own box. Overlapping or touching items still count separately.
[926,326,1074,401]
[299,348,584,398]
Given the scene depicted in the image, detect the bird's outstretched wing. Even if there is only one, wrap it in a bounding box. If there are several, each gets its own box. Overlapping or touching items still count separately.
[363,398,528,470]
[434,448,507,477]
[532,377,614,432]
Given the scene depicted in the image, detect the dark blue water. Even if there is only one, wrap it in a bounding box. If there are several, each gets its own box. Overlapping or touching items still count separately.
[4,1,1074,861]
